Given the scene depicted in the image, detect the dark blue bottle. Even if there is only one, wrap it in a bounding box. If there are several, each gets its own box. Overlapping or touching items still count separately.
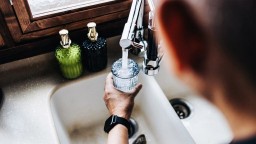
[82,22,107,72]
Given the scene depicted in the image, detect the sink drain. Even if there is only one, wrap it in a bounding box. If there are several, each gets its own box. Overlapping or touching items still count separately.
[169,98,191,119]
[129,118,138,138]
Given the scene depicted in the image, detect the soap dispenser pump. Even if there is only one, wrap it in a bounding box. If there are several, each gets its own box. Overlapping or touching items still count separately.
[55,29,83,79]
[82,22,107,72]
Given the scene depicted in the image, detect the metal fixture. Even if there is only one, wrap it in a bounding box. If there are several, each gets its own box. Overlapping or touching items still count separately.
[169,98,192,119]
[120,0,163,76]
[132,134,147,144]
[9,0,13,5]
[129,118,139,138]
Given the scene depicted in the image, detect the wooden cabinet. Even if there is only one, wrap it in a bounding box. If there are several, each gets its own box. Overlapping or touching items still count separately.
[0,34,4,48]
[0,9,13,49]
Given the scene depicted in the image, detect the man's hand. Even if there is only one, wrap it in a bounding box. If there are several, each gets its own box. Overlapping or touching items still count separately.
[104,73,142,120]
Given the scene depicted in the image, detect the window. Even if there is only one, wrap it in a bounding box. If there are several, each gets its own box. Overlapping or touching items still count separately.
[27,0,116,18]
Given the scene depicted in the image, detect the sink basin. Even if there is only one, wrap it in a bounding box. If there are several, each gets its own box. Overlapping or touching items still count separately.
[50,72,195,144]
[154,61,233,144]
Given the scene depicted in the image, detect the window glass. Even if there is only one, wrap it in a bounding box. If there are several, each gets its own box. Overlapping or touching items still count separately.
[27,0,115,18]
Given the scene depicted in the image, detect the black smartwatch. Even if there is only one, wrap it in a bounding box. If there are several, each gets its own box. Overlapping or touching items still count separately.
[104,115,131,136]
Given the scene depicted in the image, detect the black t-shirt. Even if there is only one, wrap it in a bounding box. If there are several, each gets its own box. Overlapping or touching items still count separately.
[230,136,256,144]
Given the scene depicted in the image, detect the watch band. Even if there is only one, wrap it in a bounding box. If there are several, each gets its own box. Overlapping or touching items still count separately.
[104,115,131,136]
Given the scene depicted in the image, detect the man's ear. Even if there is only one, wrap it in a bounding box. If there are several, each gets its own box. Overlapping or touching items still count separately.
[158,1,207,74]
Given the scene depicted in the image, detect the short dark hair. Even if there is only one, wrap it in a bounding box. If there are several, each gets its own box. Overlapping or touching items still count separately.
[209,0,256,84]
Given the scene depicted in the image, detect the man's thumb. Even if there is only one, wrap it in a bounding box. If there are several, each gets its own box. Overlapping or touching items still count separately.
[131,83,143,96]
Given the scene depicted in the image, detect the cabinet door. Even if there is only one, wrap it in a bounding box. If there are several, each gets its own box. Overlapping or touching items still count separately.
[0,0,133,43]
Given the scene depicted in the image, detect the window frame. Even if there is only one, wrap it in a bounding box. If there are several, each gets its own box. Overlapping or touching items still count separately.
[14,0,131,33]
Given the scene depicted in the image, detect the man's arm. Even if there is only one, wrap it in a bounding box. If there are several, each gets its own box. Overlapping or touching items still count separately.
[107,124,129,144]
[104,73,142,144]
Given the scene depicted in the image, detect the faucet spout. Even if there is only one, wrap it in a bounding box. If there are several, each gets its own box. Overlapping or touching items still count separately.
[120,0,162,76]
[119,0,144,49]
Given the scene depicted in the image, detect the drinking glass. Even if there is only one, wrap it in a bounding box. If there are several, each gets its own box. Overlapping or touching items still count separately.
[111,58,139,92]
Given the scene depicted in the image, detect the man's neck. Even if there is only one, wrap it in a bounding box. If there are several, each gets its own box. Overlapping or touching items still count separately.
[213,90,256,141]
[207,49,256,141]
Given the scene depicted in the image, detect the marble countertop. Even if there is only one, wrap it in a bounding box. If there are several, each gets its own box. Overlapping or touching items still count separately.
[0,36,126,144]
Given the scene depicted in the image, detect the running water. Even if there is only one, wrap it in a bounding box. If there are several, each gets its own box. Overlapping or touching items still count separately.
[119,48,130,78]
[122,48,129,69]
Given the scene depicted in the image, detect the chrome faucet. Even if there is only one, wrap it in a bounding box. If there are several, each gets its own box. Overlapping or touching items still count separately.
[120,0,163,76]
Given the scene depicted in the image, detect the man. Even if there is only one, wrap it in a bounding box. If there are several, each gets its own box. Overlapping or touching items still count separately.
[104,0,256,143]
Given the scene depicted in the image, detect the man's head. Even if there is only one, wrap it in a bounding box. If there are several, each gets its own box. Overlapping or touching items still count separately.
[157,0,256,115]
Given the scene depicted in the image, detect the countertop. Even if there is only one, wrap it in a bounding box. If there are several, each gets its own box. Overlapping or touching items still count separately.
[0,36,129,144]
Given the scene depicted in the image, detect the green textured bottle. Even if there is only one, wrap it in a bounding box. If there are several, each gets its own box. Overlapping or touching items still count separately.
[55,29,83,79]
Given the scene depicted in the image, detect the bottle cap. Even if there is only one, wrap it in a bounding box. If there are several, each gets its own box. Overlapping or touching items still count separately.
[59,29,71,48]
[87,22,98,42]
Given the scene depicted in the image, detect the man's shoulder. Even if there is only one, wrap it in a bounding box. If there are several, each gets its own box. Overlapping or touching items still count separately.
[230,136,256,144]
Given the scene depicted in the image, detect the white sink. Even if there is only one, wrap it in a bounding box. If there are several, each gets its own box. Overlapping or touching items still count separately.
[154,61,233,144]
[50,72,195,144]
